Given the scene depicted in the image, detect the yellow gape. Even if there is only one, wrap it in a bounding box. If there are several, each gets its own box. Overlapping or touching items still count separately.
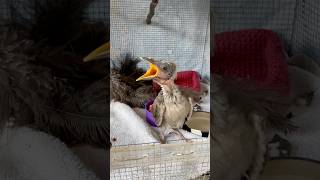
[136,62,159,81]
[83,42,110,62]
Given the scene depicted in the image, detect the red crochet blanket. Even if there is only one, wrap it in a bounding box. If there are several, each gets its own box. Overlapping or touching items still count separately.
[152,71,201,93]
[212,29,289,94]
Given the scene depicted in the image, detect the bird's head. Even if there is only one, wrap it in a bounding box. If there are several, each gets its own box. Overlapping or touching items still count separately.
[136,57,176,85]
[83,42,110,62]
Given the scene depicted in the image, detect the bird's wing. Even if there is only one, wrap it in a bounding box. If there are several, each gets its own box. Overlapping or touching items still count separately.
[186,97,193,122]
[152,95,165,126]
[178,86,204,103]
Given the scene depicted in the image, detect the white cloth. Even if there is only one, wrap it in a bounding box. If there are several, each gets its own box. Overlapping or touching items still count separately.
[286,67,320,160]
[267,64,320,161]
[110,101,204,146]
[0,127,99,180]
[198,83,210,112]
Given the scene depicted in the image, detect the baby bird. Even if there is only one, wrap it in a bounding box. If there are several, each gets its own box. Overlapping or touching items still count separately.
[137,57,193,143]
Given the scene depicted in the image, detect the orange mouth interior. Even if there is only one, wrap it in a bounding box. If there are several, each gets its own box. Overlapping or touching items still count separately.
[136,63,159,81]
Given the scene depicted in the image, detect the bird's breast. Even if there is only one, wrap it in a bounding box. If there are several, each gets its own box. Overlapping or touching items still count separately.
[158,86,191,128]
[163,99,190,128]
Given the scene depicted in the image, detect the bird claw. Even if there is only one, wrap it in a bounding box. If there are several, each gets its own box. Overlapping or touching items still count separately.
[169,129,191,142]
[160,130,191,143]
[159,132,167,144]
[168,130,179,136]
[160,139,166,144]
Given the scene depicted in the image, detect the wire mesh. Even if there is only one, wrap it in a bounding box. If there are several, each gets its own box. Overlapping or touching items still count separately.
[0,0,11,26]
[213,0,320,62]
[111,139,210,180]
[212,0,296,52]
[110,1,210,179]
[292,0,320,61]
[87,0,110,23]
[0,0,109,27]
[111,0,210,76]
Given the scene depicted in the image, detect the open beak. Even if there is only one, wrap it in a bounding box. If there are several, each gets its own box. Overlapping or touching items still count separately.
[136,57,161,81]
[83,42,110,62]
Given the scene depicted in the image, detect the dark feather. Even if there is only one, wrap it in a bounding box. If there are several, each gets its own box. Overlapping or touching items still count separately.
[111,55,156,107]
[0,30,111,148]
[213,75,296,133]
[0,0,111,150]
[8,0,109,55]
[7,0,109,87]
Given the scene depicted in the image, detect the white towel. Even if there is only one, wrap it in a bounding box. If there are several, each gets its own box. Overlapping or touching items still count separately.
[267,64,320,161]
[110,101,204,146]
[198,83,210,112]
[0,127,99,180]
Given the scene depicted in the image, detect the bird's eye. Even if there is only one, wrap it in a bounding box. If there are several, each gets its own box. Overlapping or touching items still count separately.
[162,66,167,71]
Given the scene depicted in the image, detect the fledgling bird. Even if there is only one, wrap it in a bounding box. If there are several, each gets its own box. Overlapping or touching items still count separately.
[136,57,193,143]
[83,43,156,108]
[211,75,296,180]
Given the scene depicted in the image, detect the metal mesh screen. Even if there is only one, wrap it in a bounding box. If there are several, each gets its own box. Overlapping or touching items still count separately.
[0,0,109,26]
[213,0,320,62]
[212,0,296,52]
[0,0,9,25]
[110,1,210,179]
[87,0,110,23]
[111,0,210,76]
[111,139,210,180]
[292,0,320,61]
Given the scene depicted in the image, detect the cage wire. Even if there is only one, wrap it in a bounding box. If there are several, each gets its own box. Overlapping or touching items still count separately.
[292,0,320,61]
[0,0,9,25]
[213,0,320,62]
[111,0,210,77]
[111,139,209,180]
[0,0,109,27]
[110,0,210,179]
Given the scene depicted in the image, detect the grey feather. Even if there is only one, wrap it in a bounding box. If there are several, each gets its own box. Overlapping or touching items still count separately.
[110,56,156,108]
[0,30,111,148]
[211,75,295,179]
[152,80,192,143]
[152,93,165,126]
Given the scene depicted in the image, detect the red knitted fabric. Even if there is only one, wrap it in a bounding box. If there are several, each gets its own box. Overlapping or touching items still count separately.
[152,71,201,93]
[212,29,289,93]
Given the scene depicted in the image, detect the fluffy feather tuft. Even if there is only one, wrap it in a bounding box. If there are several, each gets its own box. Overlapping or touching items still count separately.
[111,55,155,108]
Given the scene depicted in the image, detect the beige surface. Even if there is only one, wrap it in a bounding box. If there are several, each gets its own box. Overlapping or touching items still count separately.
[186,112,210,132]
[259,159,320,180]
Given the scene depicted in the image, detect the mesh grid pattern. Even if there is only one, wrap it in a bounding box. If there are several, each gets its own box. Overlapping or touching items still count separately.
[111,1,210,178]
[111,0,210,76]
[213,0,296,52]
[0,0,109,27]
[0,0,9,25]
[213,0,320,62]
[292,0,320,61]
[87,0,110,23]
[111,139,210,179]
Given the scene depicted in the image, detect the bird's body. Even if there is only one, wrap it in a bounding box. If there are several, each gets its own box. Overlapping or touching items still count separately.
[211,75,295,179]
[152,81,193,143]
[110,56,156,108]
[133,58,195,143]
